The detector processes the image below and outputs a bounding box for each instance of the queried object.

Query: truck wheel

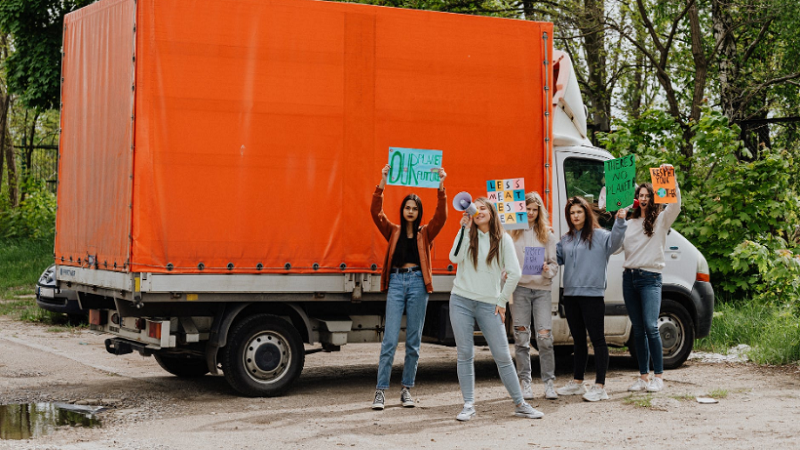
[153,354,209,378]
[627,299,695,370]
[221,314,304,397]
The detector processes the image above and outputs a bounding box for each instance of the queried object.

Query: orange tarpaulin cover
[57,0,553,276]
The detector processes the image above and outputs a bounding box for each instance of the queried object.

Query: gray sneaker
[521,380,534,400]
[400,387,415,407]
[646,377,664,392]
[456,403,476,421]
[371,389,385,410]
[544,380,558,400]
[556,380,586,396]
[582,385,609,402]
[514,402,544,419]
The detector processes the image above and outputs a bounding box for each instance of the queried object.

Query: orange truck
[56,0,713,396]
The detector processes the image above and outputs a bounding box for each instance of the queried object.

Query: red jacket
[371,187,448,293]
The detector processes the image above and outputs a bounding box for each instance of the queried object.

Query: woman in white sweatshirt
[619,164,682,393]
[508,192,559,400]
[448,197,543,422]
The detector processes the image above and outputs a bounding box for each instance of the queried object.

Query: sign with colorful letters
[604,154,636,211]
[649,166,677,204]
[486,178,526,230]
[522,246,545,275]
[387,147,443,189]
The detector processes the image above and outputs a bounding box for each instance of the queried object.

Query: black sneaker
[400,387,415,407]
[372,389,385,410]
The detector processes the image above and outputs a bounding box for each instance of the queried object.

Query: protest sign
[522,247,545,275]
[387,147,443,189]
[649,166,677,204]
[486,178,526,230]
[604,154,636,211]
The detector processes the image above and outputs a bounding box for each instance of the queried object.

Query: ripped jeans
[510,286,555,383]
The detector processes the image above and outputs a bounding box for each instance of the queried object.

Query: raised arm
[425,168,448,241]
[661,165,682,229]
[606,216,628,257]
[371,164,396,240]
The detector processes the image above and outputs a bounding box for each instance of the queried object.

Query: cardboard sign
[522,246,545,275]
[387,147,443,188]
[604,154,636,211]
[650,166,677,204]
[486,178,526,230]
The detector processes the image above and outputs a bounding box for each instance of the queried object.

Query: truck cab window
[563,158,614,230]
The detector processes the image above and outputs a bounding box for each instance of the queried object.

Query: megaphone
[453,191,478,217]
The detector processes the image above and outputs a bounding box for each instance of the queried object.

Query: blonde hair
[509,191,550,244]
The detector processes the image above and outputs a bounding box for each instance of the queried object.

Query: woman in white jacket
[448,197,543,422]
[508,192,559,400]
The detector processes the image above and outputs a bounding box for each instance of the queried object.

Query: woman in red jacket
[370,164,447,410]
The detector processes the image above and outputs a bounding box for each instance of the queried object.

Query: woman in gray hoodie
[555,196,626,402]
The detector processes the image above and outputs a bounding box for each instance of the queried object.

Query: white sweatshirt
[621,183,682,273]
[511,227,558,290]
[449,228,521,307]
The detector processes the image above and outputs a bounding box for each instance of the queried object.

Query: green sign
[604,154,636,211]
[387,147,443,189]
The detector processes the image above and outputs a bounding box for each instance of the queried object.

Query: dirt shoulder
[1,316,799,450]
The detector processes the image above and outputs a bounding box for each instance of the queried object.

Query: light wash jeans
[376,270,429,390]
[623,269,664,375]
[449,293,524,406]
[510,286,555,383]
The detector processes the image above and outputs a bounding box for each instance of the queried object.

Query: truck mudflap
[692,280,714,339]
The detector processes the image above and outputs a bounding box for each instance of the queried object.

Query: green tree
[0,0,94,110]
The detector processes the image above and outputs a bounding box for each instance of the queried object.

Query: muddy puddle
[0,403,101,440]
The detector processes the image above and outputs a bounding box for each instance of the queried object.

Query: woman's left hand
[438,167,447,189]
[495,305,506,323]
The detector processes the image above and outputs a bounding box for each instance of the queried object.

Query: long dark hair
[468,198,504,269]
[630,183,662,237]
[399,194,423,237]
[565,196,600,249]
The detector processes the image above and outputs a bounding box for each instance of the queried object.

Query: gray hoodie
[556,217,627,297]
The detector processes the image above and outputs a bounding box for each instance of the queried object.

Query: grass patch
[707,389,728,399]
[696,300,800,365]
[670,394,695,401]
[0,238,54,299]
[46,326,68,333]
[623,394,653,408]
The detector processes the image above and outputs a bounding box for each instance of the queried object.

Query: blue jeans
[623,269,664,375]
[376,270,429,390]
[449,293,524,406]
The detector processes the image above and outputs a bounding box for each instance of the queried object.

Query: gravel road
[1,316,799,450]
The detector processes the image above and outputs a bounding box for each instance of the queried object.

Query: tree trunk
[578,0,610,143]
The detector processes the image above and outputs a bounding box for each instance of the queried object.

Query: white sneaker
[646,377,665,392]
[456,403,476,421]
[514,402,544,419]
[521,380,534,400]
[628,378,648,392]
[544,380,558,400]
[582,385,609,402]
[556,380,586,396]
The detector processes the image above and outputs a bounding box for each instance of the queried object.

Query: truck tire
[153,354,210,378]
[627,299,695,370]
[221,314,304,397]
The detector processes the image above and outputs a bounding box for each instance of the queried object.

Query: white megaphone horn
[453,191,478,217]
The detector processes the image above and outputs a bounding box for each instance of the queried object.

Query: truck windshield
[563,158,614,230]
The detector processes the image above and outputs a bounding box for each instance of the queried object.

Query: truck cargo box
[56,0,554,276]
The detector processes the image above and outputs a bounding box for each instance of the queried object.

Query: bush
[0,178,57,240]
[598,108,800,298]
